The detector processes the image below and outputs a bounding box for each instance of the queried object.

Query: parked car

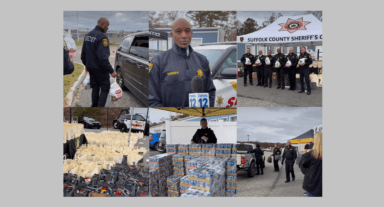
[157,130,166,153]
[118,114,149,135]
[237,143,265,177]
[149,133,161,150]
[79,117,101,129]
[114,31,149,106]
[194,42,237,107]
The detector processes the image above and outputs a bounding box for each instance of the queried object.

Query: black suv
[78,117,101,129]
[114,32,149,106]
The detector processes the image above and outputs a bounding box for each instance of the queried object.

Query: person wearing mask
[272,144,281,172]
[274,48,287,90]
[282,140,297,183]
[254,144,264,175]
[81,17,117,107]
[298,46,313,95]
[285,48,299,91]
[191,118,217,144]
[264,50,274,88]
[254,50,265,87]
[148,18,216,107]
[241,48,255,86]
[300,132,322,197]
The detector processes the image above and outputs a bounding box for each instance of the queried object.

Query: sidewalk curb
[65,63,86,107]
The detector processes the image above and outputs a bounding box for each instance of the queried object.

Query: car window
[156,134,160,138]
[121,114,131,120]
[238,145,253,151]
[218,51,237,74]
[193,49,226,70]
[129,35,149,60]
[120,36,134,53]
[135,115,145,121]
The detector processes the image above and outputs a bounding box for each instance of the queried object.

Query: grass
[75,41,119,46]
[63,63,84,98]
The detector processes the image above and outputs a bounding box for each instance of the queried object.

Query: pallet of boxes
[148,143,237,197]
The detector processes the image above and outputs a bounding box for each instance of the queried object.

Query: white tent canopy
[237,14,322,47]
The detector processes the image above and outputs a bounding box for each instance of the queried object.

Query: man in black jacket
[285,48,299,91]
[81,17,117,107]
[63,40,74,75]
[264,50,274,88]
[254,144,264,175]
[298,47,313,95]
[282,140,297,183]
[273,144,281,172]
[274,48,287,90]
[241,48,255,86]
[191,118,217,144]
[255,50,265,87]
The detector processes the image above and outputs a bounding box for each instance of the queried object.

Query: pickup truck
[237,143,265,177]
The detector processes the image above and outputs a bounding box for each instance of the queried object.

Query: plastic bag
[286,58,292,67]
[245,58,251,65]
[109,80,122,102]
[267,156,272,163]
[83,75,91,90]
[265,57,271,65]
[299,58,307,65]
[256,57,260,65]
[275,59,281,68]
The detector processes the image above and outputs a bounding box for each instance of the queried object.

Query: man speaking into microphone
[148,18,216,107]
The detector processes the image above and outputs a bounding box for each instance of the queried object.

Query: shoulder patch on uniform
[296,56,298,58]
[148,63,153,73]
[197,69,203,77]
[208,64,211,71]
[102,38,108,47]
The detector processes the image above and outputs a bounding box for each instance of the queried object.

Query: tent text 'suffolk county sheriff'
[154,107,236,117]
[237,14,322,47]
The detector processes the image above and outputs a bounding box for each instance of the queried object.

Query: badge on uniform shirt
[148,63,153,73]
[309,55,311,58]
[296,56,298,59]
[280,57,282,59]
[197,69,203,77]
[102,38,108,47]
[208,64,211,71]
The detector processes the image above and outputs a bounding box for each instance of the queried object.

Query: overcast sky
[237,107,322,143]
[63,11,148,31]
[148,108,180,123]
[237,11,308,25]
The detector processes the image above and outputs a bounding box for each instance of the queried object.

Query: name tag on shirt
[189,93,209,107]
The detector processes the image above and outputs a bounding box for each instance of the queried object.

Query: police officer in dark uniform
[298,47,313,95]
[148,18,216,107]
[254,144,264,175]
[282,140,297,183]
[285,48,299,91]
[81,17,117,107]
[63,40,74,75]
[191,118,217,144]
[264,50,273,88]
[272,144,281,172]
[255,50,265,87]
[241,48,255,86]
[273,48,287,90]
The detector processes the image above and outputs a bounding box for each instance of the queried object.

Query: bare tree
[305,11,322,21]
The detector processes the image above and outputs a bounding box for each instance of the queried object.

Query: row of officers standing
[241,47,313,95]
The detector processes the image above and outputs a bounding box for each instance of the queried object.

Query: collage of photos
[63,10,322,197]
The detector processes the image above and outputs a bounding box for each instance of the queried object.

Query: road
[150,148,165,157]
[237,75,322,107]
[84,127,149,171]
[237,152,306,197]
[72,46,145,108]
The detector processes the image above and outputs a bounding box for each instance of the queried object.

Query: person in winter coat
[300,132,322,197]
[254,144,264,175]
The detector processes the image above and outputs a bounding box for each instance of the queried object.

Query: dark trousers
[300,68,311,92]
[243,66,253,84]
[288,68,296,90]
[264,68,272,87]
[256,160,263,174]
[257,67,264,85]
[276,68,285,88]
[273,157,279,171]
[285,160,295,181]
[89,72,110,107]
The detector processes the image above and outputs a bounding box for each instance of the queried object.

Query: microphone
[191,76,204,93]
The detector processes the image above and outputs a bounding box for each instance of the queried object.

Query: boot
[277,85,281,89]
[307,91,311,95]
[250,82,254,86]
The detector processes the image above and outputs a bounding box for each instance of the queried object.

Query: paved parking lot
[237,152,306,197]
[237,76,322,107]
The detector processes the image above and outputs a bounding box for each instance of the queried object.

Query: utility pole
[76,11,79,41]
[247,135,249,142]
